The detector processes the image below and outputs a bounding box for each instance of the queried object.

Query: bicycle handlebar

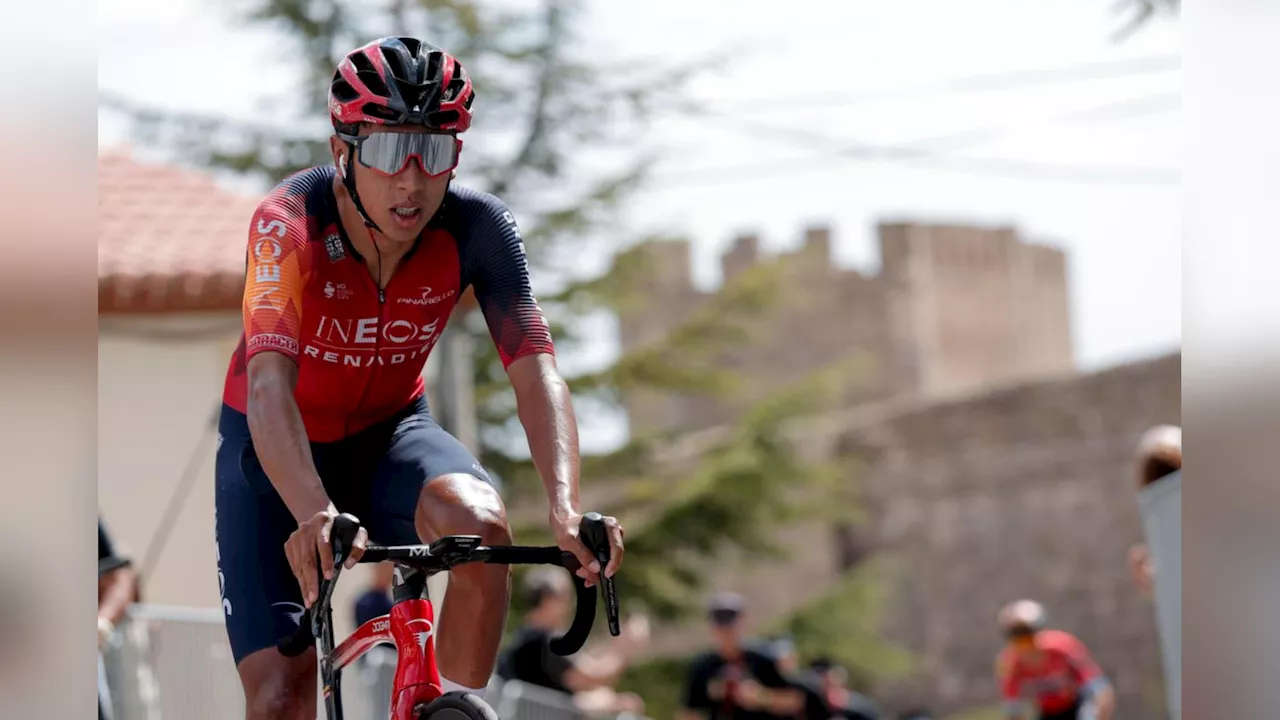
[277,513,619,659]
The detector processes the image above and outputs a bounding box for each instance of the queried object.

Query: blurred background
[96,1,1181,719]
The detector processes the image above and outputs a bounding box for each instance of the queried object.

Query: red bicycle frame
[332,595,441,720]
[278,517,618,720]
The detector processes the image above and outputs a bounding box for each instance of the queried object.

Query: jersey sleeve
[242,194,312,364]
[455,191,554,368]
[1056,632,1103,685]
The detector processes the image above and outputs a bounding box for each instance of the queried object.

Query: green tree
[102,0,871,624]
[768,561,913,690]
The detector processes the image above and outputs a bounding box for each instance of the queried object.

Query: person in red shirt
[994,600,1116,720]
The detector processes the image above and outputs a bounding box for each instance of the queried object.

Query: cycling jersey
[221,166,553,441]
[996,630,1105,717]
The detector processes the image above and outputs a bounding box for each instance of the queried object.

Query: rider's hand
[550,508,624,587]
[285,509,368,608]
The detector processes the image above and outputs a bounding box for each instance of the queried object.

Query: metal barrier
[490,679,588,720]
[101,604,646,720]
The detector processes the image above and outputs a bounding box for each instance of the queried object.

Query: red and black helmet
[329,37,474,134]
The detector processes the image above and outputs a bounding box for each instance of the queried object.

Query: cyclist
[994,600,1115,720]
[214,36,625,720]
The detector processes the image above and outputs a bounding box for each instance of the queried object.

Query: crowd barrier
[101,605,647,720]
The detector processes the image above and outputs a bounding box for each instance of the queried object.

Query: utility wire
[851,90,1181,154]
[139,406,221,578]
[642,91,1181,188]
[704,53,1180,113]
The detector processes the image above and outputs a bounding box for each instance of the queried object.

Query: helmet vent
[427,109,460,127]
[380,46,411,82]
[331,74,360,103]
[361,103,403,123]
[442,76,465,103]
[349,53,389,97]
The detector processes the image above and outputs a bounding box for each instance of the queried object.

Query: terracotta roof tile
[98,151,480,315]
[99,151,259,314]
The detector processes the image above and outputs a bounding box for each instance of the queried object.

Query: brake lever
[579,512,620,637]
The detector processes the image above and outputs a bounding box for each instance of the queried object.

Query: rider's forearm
[513,359,580,515]
[247,370,332,522]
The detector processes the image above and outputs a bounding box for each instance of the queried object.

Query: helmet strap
[340,140,384,235]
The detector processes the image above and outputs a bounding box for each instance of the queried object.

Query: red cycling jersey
[222,166,553,441]
[996,630,1104,716]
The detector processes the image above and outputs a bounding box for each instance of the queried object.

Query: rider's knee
[419,473,511,545]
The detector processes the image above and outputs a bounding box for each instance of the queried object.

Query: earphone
[338,154,347,177]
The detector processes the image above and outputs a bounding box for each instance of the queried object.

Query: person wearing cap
[799,658,880,720]
[98,516,140,720]
[994,600,1115,720]
[679,593,804,720]
[495,567,648,713]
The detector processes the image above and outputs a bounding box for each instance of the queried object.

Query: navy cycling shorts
[213,395,493,664]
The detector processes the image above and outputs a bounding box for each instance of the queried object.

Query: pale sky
[99,0,1181,421]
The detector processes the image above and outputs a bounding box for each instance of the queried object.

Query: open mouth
[390,205,422,227]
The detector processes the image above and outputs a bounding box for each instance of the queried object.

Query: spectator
[801,658,880,720]
[353,561,396,627]
[678,592,804,720]
[1127,424,1181,596]
[496,567,647,715]
[98,516,139,720]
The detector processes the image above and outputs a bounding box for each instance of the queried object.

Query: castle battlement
[617,220,1075,435]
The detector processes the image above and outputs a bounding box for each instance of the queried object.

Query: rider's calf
[414,472,513,689]
[240,650,316,720]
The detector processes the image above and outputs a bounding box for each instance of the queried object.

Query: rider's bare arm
[508,354,580,518]
[462,189,627,579]
[461,192,571,513]
[246,353,333,521]
[241,204,333,523]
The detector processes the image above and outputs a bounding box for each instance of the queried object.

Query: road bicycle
[277,512,620,720]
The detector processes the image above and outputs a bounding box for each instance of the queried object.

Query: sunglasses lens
[358,132,459,176]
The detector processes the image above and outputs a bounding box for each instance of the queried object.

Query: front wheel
[414,691,500,720]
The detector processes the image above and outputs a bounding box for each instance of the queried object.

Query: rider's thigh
[363,398,503,545]
[215,404,314,665]
[236,646,317,720]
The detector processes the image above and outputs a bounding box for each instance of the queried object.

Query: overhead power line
[642,90,1180,188]
[704,53,1181,113]
[645,149,1178,190]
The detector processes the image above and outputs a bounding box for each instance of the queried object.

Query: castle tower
[878,222,1074,398]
